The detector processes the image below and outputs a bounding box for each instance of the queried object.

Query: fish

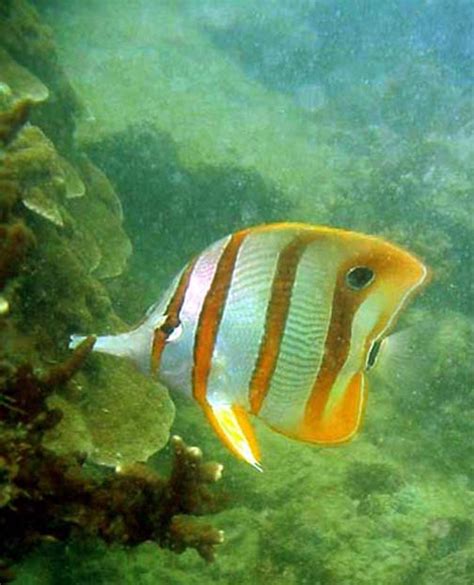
[70,222,429,470]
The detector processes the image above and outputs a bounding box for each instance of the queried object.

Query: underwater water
[0,0,473,583]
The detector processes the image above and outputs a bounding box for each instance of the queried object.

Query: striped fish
[70,222,429,470]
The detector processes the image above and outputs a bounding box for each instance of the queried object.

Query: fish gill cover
[1,0,473,584]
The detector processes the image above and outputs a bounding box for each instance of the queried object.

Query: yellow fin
[203,403,262,471]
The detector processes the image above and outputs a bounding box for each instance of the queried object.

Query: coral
[66,156,131,279]
[0,98,31,146]
[0,104,131,277]
[93,435,225,561]
[0,100,36,292]
[44,354,176,468]
[0,99,171,469]
[0,47,49,107]
[0,177,19,222]
[60,155,85,199]
[0,0,83,153]
[2,124,74,227]
[0,221,35,291]
[0,341,225,582]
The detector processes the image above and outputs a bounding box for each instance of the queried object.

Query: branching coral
[90,436,225,561]
[0,53,224,585]
[0,339,225,582]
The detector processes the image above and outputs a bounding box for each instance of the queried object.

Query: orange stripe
[150,260,196,375]
[306,371,366,444]
[248,235,314,414]
[300,257,374,438]
[192,231,249,404]
[150,329,168,376]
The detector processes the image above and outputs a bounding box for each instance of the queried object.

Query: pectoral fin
[203,403,262,471]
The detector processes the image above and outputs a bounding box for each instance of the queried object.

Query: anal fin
[203,403,262,471]
[299,371,367,444]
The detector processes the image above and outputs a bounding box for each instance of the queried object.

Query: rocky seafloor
[1,1,473,584]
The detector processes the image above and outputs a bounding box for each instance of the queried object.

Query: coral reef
[0,221,34,291]
[0,54,157,470]
[0,9,226,582]
[0,341,225,582]
[0,99,32,146]
[1,111,131,274]
[0,98,36,311]
[0,0,83,152]
[0,47,49,107]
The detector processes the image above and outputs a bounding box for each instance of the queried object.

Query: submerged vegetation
[0,0,473,583]
[0,2,225,581]
[0,334,225,580]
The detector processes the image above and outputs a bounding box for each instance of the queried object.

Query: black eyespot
[160,321,176,337]
[345,266,375,290]
[161,318,180,337]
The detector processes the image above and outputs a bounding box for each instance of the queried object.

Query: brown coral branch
[169,515,225,562]
[41,335,96,386]
[0,347,226,581]
[0,335,94,425]
[88,435,226,559]
[165,435,224,518]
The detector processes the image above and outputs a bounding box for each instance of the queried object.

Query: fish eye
[345,266,375,290]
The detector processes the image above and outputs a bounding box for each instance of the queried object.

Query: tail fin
[69,325,152,373]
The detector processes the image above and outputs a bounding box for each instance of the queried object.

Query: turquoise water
[1,1,473,583]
